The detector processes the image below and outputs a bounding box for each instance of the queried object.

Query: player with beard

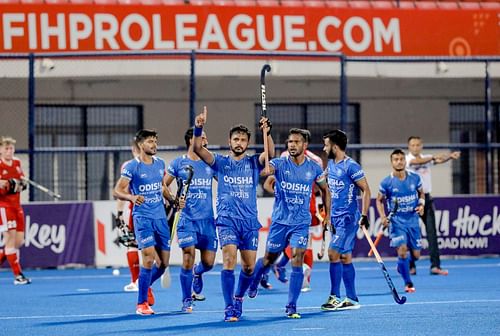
[113,129,182,315]
[247,128,331,318]
[376,149,424,293]
[321,130,371,311]
[165,127,217,312]
[193,107,274,322]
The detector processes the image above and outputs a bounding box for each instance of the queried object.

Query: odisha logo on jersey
[138,182,162,192]
[190,178,212,186]
[280,181,310,192]
[329,179,345,188]
[223,176,253,185]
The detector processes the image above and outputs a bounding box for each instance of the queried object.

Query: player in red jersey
[116,142,141,292]
[0,136,31,285]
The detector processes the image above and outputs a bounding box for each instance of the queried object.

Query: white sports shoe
[124,280,138,292]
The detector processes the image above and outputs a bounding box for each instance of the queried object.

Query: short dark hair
[289,128,310,143]
[229,124,251,140]
[407,136,421,143]
[134,129,158,144]
[391,148,406,159]
[323,129,347,151]
[184,127,194,149]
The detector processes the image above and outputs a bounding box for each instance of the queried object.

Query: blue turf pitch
[1,257,499,336]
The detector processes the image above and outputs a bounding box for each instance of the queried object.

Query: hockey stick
[368,200,399,257]
[361,225,407,304]
[22,177,61,199]
[260,64,271,174]
[170,165,194,240]
[315,212,327,259]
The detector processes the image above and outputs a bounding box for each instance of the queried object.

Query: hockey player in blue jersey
[113,129,183,316]
[248,128,331,319]
[166,127,217,312]
[193,107,275,322]
[376,148,425,293]
[321,129,371,311]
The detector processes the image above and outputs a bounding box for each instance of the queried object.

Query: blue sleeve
[167,157,179,178]
[348,161,365,183]
[211,153,222,172]
[415,173,423,190]
[253,154,264,171]
[270,157,280,171]
[121,160,136,180]
[314,162,326,183]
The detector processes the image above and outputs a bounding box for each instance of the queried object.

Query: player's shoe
[14,273,31,285]
[182,298,194,313]
[147,287,155,306]
[192,268,203,294]
[224,305,238,322]
[192,293,206,301]
[233,296,243,318]
[259,273,273,289]
[273,265,288,283]
[405,282,416,293]
[430,267,448,276]
[247,283,258,299]
[301,282,311,292]
[123,280,138,292]
[136,302,154,315]
[335,297,361,310]
[285,304,301,319]
[410,267,417,275]
[321,295,341,311]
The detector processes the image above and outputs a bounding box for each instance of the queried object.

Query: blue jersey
[327,156,365,218]
[211,153,263,220]
[379,170,422,227]
[271,156,325,225]
[167,155,216,221]
[121,156,167,220]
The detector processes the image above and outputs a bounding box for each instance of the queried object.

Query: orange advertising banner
[0,5,498,56]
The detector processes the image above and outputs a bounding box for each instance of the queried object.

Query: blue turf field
[1,258,499,336]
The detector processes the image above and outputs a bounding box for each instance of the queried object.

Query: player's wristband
[194,126,203,137]
[419,198,425,206]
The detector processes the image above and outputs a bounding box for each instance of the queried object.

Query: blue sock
[329,262,342,297]
[180,268,193,301]
[194,262,213,276]
[149,264,166,286]
[250,258,270,290]
[138,267,152,304]
[288,266,304,306]
[276,254,289,268]
[342,263,358,301]
[221,269,235,307]
[235,270,254,298]
[398,257,412,284]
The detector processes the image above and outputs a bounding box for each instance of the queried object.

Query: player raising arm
[247,128,331,318]
[193,106,274,322]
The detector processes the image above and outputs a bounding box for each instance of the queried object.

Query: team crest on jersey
[393,188,399,192]
[205,167,212,174]
[140,173,147,178]
[2,170,7,175]
[410,184,415,190]
[284,170,291,175]
[305,171,312,180]
[336,168,343,176]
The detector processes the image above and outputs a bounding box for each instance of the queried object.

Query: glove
[115,211,126,230]
[259,119,272,133]
[7,179,21,194]
[359,215,369,229]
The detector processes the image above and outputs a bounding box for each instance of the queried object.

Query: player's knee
[241,265,254,274]
[340,254,352,264]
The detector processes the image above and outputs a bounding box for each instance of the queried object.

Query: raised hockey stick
[361,225,407,304]
[368,200,399,257]
[22,177,61,199]
[170,165,194,240]
[260,64,271,174]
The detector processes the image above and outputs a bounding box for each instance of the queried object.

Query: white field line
[1,299,499,321]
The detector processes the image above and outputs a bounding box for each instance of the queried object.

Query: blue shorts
[329,214,359,254]
[134,216,171,251]
[216,216,260,250]
[390,223,422,250]
[266,222,309,253]
[177,217,218,251]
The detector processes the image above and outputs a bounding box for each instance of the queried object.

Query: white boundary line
[1,299,499,321]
